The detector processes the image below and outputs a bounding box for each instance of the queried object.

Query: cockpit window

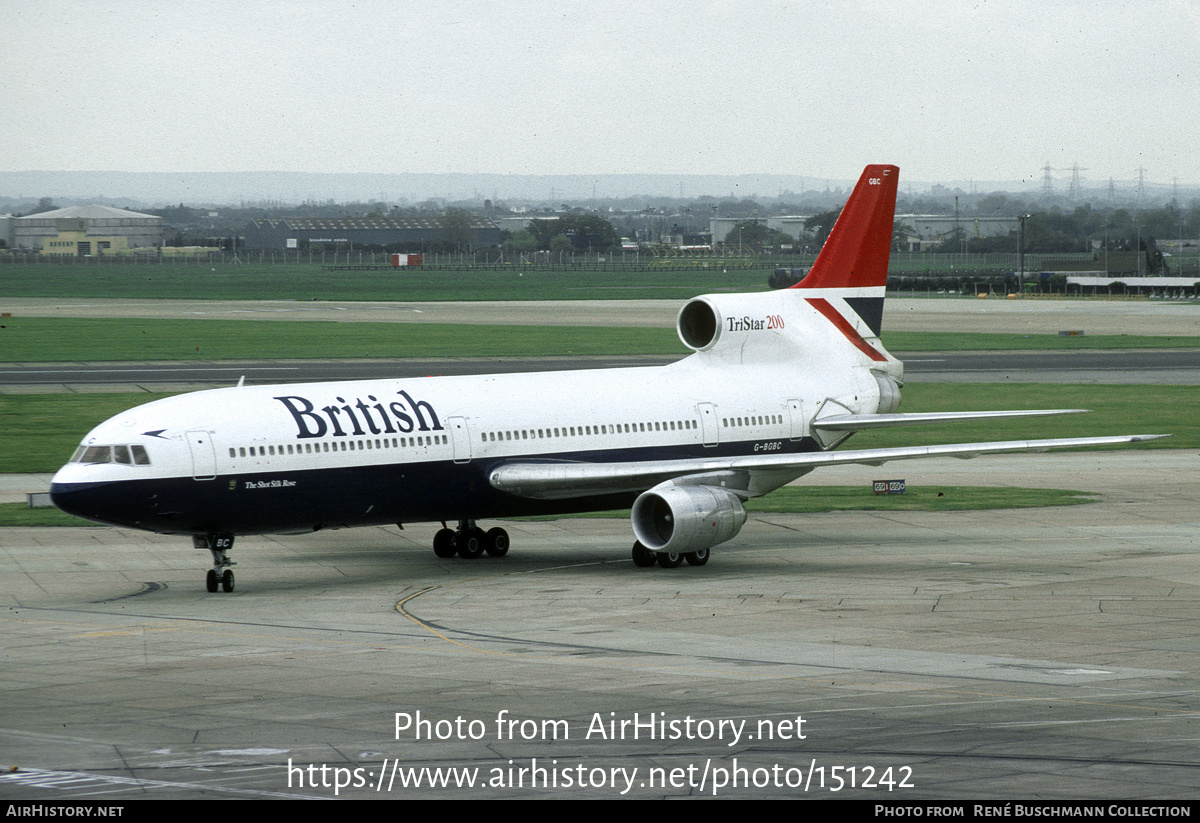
[73,445,151,466]
[80,446,112,464]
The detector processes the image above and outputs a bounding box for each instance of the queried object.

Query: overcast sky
[4,0,1198,188]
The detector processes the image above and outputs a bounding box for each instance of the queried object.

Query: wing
[488,434,1169,500]
[810,408,1090,432]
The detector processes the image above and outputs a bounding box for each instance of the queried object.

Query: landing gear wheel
[657,551,684,568]
[685,549,710,566]
[457,528,485,559]
[632,542,657,567]
[198,533,236,592]
[485,527,510,557]
[433,528,457,558]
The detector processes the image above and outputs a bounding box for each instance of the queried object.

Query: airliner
[50,165,1164,592]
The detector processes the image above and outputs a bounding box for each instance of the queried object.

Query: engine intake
[677,298,720,351]
[631,484,747,553]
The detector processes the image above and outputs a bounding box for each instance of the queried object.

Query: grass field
[0,317,684,361]
[0,262,775,302]
[2,317,1197,362]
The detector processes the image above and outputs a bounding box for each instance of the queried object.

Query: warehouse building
[242,215,501,251]
[13,205,164,254]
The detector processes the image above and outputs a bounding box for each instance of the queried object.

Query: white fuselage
[50,289,899,537]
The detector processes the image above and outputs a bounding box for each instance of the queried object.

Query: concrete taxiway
[2,296,1198,799]
[2,451,1199,800]
[5,294,1200,336]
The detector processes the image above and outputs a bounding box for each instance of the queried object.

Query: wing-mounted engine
[631,482,747,554]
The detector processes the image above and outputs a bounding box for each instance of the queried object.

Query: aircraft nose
[50,479,106,523]
[50,468,148,528]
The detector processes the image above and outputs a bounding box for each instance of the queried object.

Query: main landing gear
[631,541,710,569]
[433,519,509,560]
[195,533,236,592]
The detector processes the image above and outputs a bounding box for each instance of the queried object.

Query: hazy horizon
[3,169,1194,212]
[4,1,1198,191]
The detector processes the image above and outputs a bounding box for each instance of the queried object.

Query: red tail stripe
[805,298,888,362]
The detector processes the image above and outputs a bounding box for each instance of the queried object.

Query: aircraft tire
[206,569,218,592]
[631,542,656,567]
[485,527,510,557]
[657,551,684,568]
[685,549,710,566]
[457,530,485,559]
[433,528,457,558]
[222,569,235,592]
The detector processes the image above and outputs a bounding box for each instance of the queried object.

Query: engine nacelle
[676,293,788,353]
[631,484,747,554]
[874,372,902,414]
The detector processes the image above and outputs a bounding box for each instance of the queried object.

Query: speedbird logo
[274,390,443,438]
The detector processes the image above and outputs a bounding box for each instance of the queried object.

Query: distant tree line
[925,203,1200,258]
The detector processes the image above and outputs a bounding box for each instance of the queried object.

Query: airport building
[12,205,164,254]
[242,215,502,251]
[897,215,1018,250]
[709,216,816,246]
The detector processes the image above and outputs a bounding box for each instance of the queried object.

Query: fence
[0,249,736,267]
[2,249,1196,279]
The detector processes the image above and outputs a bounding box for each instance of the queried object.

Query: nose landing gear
[195,533,236,592]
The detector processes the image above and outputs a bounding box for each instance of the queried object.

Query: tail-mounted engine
[631,483,747,554]
[874,372,902,414]
[676,293,790,354]
[677,297,722,351]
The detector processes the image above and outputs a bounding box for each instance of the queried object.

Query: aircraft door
[786,399,806,440]
[697,403,719,447]
[185,430,217,480]
[447,417,472,464]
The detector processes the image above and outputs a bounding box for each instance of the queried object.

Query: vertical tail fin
[792,164,897,355]
[787,165,902,371]
[790,165,898,338]
[793,164,899,291]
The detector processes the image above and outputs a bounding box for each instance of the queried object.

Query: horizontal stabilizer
[812,409,1089,432]
[489,434,1170,500]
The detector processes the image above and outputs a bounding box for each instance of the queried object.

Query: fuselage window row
[479,419,700,445]
[722,414,782,428]
[226,434,448,460]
